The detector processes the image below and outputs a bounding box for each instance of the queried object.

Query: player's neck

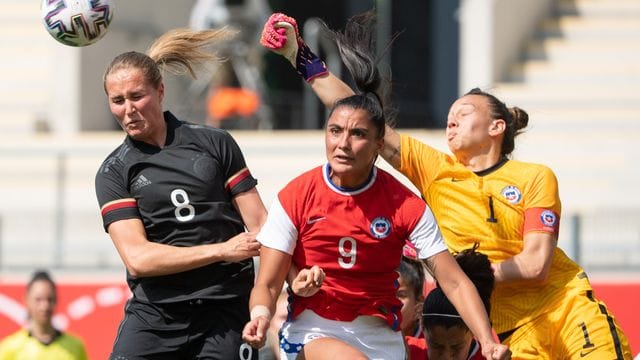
[456,149,502,173]
[148,121,168,148]
[29,321,57,343]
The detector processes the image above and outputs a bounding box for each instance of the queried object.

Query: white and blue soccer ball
[41,0,115,47]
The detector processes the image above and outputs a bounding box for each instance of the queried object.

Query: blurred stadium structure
[0,0,639,277]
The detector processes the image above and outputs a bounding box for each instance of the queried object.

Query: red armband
[523,208,559,234]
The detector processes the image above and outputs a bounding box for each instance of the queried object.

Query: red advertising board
[1,280,638,358]
[0,282,130,360]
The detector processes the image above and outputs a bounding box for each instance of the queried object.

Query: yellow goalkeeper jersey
[399,135,592,333]
[0,329,87,360]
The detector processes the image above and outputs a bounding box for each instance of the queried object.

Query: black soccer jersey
[95,111,258,303]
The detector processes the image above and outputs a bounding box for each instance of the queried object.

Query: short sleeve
[256,198,298,255]
[95,155,140,231]
[408,205,448,260]
[523,165,561,235]
[525,165,560,213]
[213,129,258,196]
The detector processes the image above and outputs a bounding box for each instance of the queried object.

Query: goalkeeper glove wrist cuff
[296,43,328,82]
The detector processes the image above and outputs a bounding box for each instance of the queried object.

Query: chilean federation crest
[501,185,522,204]
[540,210,558,227]
[370,217,392,239]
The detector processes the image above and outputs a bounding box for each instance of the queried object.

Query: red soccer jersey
[258,164,446,329]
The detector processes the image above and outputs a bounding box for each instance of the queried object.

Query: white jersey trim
[257,198,298,255]
[322,163,377,196]
[409,206,448,259]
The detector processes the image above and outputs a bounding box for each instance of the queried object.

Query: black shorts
[109,296,257,360]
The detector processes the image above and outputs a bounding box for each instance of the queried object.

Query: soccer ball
[41,0,115,47]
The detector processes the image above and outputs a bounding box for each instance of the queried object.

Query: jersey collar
[474,156,509,177]
[322,163,377,196]
[126,111,181,153]
[28,329,62,346]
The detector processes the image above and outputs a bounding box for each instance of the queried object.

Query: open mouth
[126,119,142,127]
[334,155,353,163]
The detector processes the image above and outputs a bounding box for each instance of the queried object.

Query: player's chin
[125,128,147,140]
[446,139,462,152]
[328,161,354,175]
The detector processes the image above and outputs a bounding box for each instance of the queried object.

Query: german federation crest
[370,217,391,239]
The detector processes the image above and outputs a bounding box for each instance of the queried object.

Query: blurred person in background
[189,0,270,36]
[190,0,272,130]
[95,27,266,359]
[242,12,509,360]
[264,10,633,359]
[0,270,87,360]
[398,244,427,340]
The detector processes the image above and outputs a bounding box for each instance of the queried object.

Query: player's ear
[489,119,505,136]
[158,82,165,102]
[413,302,422,320]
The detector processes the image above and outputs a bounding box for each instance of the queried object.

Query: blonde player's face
[445,95,496,157]
[325,106,383,188]
[105,68,165,144]
[26,280,56,327]
[425,325,474,360]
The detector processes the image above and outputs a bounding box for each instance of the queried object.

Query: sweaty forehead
[328,107,373,126]
[449,95,488,115]
[426,325,472,347]
[108,67,144,83]
[106,70,150,96]
[459,94,488,107]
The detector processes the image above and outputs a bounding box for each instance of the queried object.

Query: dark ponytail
[321,11,393,139]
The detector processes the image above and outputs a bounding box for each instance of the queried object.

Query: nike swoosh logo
[580,347,595,357]
[306,216,326,224]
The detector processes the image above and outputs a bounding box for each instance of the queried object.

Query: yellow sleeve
[399,134,448,196]
[525,164,561,214]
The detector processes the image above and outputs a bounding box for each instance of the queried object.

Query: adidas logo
[131,175,152,191]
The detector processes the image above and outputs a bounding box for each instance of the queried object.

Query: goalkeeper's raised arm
[260,13,354,107]
[260,12,403,167]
